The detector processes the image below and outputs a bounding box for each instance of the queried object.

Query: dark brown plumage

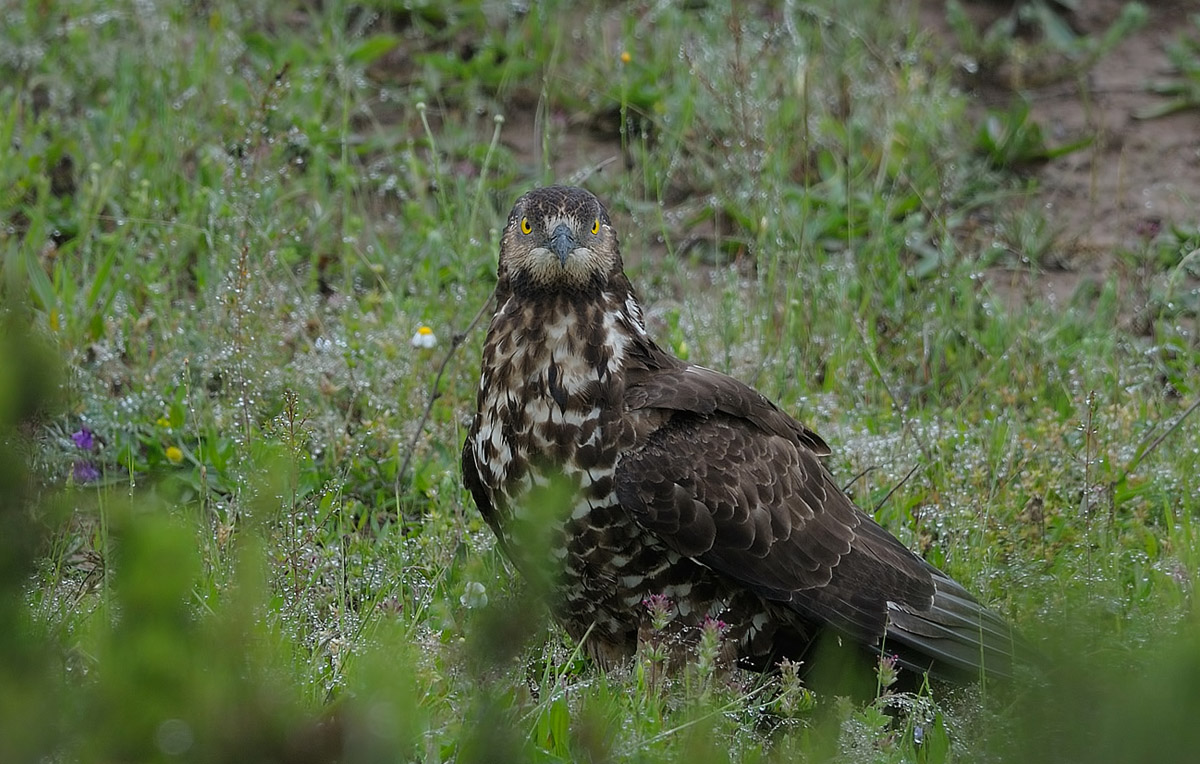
[463,186,1021,683]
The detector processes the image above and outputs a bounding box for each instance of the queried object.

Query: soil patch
[920,0,1199,309]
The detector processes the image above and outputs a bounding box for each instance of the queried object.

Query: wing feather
[618,361,1021,679]
[462,440,506,549]
[623,362,832,456]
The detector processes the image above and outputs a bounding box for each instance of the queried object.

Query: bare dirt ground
[921,0,1199,307]
[1026,1,1198,248]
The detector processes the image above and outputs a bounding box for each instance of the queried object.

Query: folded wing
[617,363,1018,679]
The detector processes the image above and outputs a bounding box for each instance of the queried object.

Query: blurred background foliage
[2,0,1200,761]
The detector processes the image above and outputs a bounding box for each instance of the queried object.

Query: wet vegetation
[2,0,1199,761]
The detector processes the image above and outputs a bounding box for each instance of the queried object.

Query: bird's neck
[488,287,645,394]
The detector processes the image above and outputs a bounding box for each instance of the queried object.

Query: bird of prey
[462,186,1020,683]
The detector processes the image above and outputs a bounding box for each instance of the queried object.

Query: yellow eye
[591,218,600,235]
[520,217,532,235]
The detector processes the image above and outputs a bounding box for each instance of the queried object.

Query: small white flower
[460,581,488,609]
[411,325,437,348]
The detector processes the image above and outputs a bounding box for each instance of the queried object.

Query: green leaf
[1033,2,1078,51]
[1040,133,1094,160]
[536,696,571,757]
[1135,97,1194,121]
[242,31,277,62]
[85,247,117,312]
[917,712,951,764]
[24,252,57,315]
[348,35,400,66]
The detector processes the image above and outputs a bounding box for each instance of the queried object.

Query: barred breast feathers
[471,288,643,509]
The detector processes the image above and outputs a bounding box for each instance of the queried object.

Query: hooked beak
[548,223,577,266]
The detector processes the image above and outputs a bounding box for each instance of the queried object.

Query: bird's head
[497,186,623,296]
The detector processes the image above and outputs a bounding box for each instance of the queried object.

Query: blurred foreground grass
[3,0,1200,761]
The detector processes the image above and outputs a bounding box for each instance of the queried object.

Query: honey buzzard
[462,186,1019,682]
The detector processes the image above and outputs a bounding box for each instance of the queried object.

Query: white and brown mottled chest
[467,294,657,601]
[469,294,637,526]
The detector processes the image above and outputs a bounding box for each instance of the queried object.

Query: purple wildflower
[643,593,671,611]
[71,427,95,451]
[73,461,100,483]
[876,652,900,689]
[643,593,674,630]
[1135,217,1162,240]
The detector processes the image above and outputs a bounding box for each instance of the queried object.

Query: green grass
[2,0,1199,761]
